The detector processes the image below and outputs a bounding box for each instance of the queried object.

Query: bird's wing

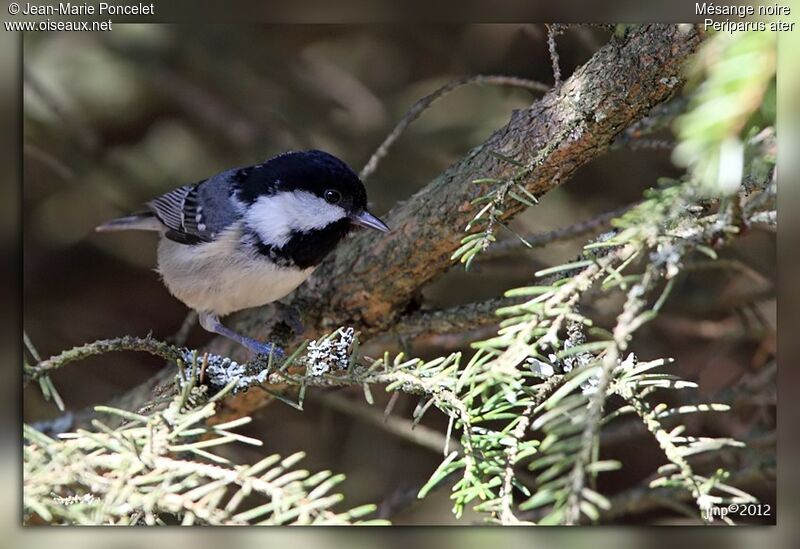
[147,171,242,245]
[146,184,209,244]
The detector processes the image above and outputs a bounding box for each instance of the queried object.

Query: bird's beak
[350,210,390,233]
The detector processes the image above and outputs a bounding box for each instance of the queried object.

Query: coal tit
[96,150,389,355]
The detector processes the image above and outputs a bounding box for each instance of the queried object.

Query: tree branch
[75,24,704,425]
[286,24,702,337]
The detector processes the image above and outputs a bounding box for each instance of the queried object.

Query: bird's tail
[95,213,162,232]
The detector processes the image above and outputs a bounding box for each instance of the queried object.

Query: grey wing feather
[147,169,241,244]
[96,169,243,244]
[147,185,186,228]
[147,171,242,244]
[147,184,205,238]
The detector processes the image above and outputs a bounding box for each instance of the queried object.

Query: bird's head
[234,150,389,259]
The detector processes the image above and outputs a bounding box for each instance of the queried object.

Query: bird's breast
[156,225,314,316]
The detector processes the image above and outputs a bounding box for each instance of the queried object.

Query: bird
[96,149,390,356]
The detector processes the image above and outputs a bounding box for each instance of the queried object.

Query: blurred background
[22,24,775,524]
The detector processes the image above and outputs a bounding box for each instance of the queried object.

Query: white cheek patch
[245,190,347,248]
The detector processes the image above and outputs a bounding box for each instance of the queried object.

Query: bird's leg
[198,311,285,358]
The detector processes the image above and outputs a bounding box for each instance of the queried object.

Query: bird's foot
[199,311,285,359]
[241,337,285,359]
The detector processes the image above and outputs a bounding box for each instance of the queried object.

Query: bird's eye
[324,189,342,204]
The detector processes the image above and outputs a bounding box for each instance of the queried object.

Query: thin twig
[499,376,563,524]
[611,96,687,154]
[622,138,675,151]
[391,297,512,340]
[25,335,184,385]
[359,74,549,180]
[546,24,565,86]
[26,333,467,416]
[481,202,636,259]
